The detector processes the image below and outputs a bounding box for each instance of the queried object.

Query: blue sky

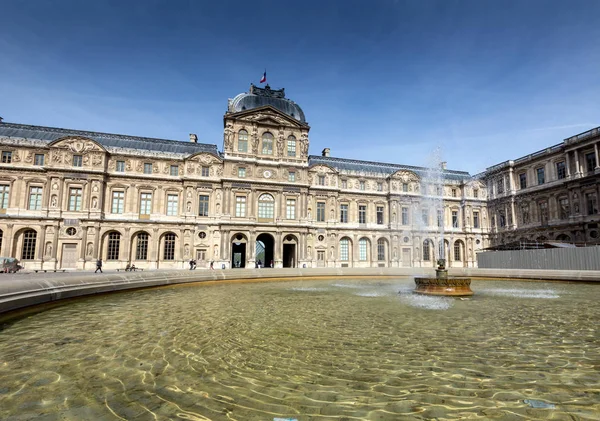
[1,0,599,174]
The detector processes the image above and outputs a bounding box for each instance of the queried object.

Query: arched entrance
[231,233,247,268]
[256,233,274,268]
[282,235,298,268]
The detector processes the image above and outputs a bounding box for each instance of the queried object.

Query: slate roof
[309,155,472,181]
[0,122,219,156]
[228,84,306,123]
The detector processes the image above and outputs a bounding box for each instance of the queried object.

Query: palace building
[0,84,596,270]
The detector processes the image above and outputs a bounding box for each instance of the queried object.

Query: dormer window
[73,155,83,167]
[262,132,273,155]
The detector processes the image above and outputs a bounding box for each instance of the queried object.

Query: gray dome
[228,84,306,123]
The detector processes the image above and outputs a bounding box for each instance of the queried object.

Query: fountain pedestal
[414,259,473,296]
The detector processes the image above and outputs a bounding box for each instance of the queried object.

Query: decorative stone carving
[92,197,98,209]
[86,242,94,257]
[25,152,33,163]
[51,195,57,208]
[251,124,259,154]
[277,128,285,156]
[224,122,234,150]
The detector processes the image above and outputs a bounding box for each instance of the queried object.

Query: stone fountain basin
[414,276,474,296]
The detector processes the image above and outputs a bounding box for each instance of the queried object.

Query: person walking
[189,259,194,270]
[210,260,214,270]
[95,258,103,273]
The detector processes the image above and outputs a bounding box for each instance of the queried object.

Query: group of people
[254,260,274,268]
[189,259,215,270]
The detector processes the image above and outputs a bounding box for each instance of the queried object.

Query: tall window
[112,191,124,214]
[34,154,45,166]
[139,193,152,215]
[136,233,148,260]
[473,211,480,228]
[170,165,179,176]
[537,167,545,185]
[1,151,12,163]
[144,163,153,174]
[201,166,210,177]
[287,135,296,157]
[238,130,248,152]
[21,230,37,260]
[376,206,384,224]
[166,194,179,216]
[539,201,549,225]
[452,188,458,197]
[163,233,176,260]
[340,238,349,261]
[107,232,120,260]
[402,183,408,192]
[359,238,368,261]
[585,152,596,173]
[262,132,274,155]
[423,240,431,261]
[0,185,9,209]
[499,210,506,227]
[452,210,459,228]
[317,202,326,222]
[238,167,246,178]
[377,238,385,261]
[116,161,125,172]
[587,193,598,215]
[359,181,365,191]
[359,205,367,223]
[29,186,43,210]
[559,197,569,219]
[342,180,347,189]
[318,175,325,185]
[198,195,210,216]
[73,155,83,167]
[68,188,82,211]
[519,173,527,189]
[556,161,566,179]
[421,208,429,225]
[496,180,503,194]
[454,242,461,261]
[258,194,274,221]
[473,189,479,198]
[402,207,409,225]
[340,204,348,223]
[286,198,296,219]
[235,196,246,217]
[437,209,443,227]
[377,182,383,191]
[288,171,296,182]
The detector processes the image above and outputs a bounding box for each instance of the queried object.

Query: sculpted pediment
[236,109,302,128]
[187,152,222,165]
[50,136,105,153]
[309,164,337,174]
[390,170,420,182]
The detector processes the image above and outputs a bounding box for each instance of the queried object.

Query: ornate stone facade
[0,85,495,270]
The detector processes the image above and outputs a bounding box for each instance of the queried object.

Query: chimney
[440,161,447,170]
[189,133,198,143]
[322,148,330,157]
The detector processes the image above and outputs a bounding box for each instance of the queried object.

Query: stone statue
[51,195,57,208]
[45,242,52,257]
[224,122,234,150]
[92,197,98,209]
[184,244,190,257]
[86,243,94,256]
[187,202,192,212]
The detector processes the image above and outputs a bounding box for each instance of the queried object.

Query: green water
[0,278,599,420]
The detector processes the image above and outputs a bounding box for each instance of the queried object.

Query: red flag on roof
[260,71,267,84]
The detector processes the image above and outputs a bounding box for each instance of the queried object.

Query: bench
[34,269,67,273]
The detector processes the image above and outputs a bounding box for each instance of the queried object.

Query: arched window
[135,232,148,260]
[287,135,296,157]
[262,132,273,155]
[238,130,248,152]
[164,233,176,260]
[258,194,275,222]
[359,238,369,261]
[423,239,431,261]
[340,238,349,261]
[453,241,462,261]
[377,238,386,261]
[107,232,121,260]
[21,229,37,260]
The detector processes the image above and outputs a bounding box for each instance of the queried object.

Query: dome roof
[228,84,306,123]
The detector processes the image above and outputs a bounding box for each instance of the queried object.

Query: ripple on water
[482,288,560,299]
[289,287,329,292]
[398,293,453,310]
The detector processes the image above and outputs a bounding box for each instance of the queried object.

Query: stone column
[565,152,571,177]
[574,149,581,177]
[595,142,600,170]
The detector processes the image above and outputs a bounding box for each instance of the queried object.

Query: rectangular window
[377,241,385,261]
[359,241,367,261]
[402,183,408,192]
[559,197,569,219]
[29,186,43,210]
[287,138,296,157]
[238,131,248,152]
[166,194,179,216]
[421,208,429,225]
[144,163,153,174]
[318,175,325,186]
[377,182,383,191]
[34,154,45,166]
[68,188,82,211]
[342,180,347,189]
[537,167,545,185]
[437,210,443,227]
[1,151,12,163]
[139,193,152,215]
[452,188,457,197]
[473,211,480,228]
[317,202,326,222]
[197,249,207,261]
[499,210,506,227]
[116,160,125,172]
[497,179,504,194]
[286,198,296,219]
[0,185,9,209]
[317,250,325,262]
[238,167,246,178]
[556,161,566,179]
[288,171,295,182]
[340,204,348,223]
[376,206,384,224]
[73,155,83,167]
[473,189,478,198]
[235,196,246,217]
[539,201,548,225]
[452,210,459,228]
[359,181,365,191]
[170,165,179,176]
[519,173,527,189]
[112,191,124,214]
[340,240,349,261]
[359,205,367,224]
[401,207,409,225]
[587,193,598,215]
[198,195,209,216]
[202,166,210,177]
[454,243,461,261]
[585,152,596,173]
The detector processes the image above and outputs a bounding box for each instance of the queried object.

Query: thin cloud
[528,123,594,132]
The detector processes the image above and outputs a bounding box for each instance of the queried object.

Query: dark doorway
[256,233,274,268]
[283,244,296,268]
[231,233,247,268]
